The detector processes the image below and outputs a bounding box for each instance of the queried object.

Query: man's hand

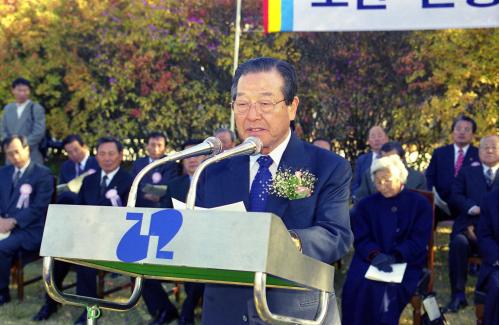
[144,193,160,203]
[288,230,302,252]
[468,206,480,215]
[0,217,16,233]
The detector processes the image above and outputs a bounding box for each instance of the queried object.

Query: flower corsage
[269,168,317,200]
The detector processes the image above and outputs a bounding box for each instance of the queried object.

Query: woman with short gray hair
[342,154,433,325]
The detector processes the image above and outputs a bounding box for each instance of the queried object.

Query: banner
[263,0,499,32]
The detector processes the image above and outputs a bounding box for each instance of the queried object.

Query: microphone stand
[127,137,222,208]
[185,137,262,210]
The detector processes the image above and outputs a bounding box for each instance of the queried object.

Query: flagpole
[230,0,242,132]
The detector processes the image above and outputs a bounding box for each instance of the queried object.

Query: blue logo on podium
[116,209,183,262]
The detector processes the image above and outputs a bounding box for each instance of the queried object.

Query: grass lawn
[0,226,477,324]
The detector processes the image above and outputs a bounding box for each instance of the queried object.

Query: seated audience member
[312,137,332,151]
[73,137,133,325]
[425,115,479,223]
[445,135,499,313]
[142,139,206,325]
[354,141,427,203]
[351,126,389,197]
[342,155,433,325]
[476,189,499,325]
[214,127,236,150]
[131,132,179,208]
[33,134,98,320]
[57,134,99,204]
[0,135,53,305]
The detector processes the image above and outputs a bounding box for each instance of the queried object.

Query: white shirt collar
[78,153,90,169]
[16,100,30,118]
[483,164,498,176]
[249,130,292,190]
[101,167,120,185]
[454,144,470,154]
[15,160,31,178]
[250,129,291,172]
[16,100,30,108]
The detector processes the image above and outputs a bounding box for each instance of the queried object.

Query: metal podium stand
[40,205,336,324]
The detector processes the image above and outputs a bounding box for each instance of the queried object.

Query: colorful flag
[263,0,294,33]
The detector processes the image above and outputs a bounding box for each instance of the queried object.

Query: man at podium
[196,57,353,324]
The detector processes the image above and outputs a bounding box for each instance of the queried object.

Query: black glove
[371,253,395,272]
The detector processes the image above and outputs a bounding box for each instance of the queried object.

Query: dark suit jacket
[0,162,53,247]
[476,189,499,290]
[354,166,427,203]
[352,151,373,195]
[59,156,99,184]
[449,164,499,236]
[425,144,479,202]
[131,156,179,208]
[78,167,133,206]
[197,132,352,324]
[160,174,190,209]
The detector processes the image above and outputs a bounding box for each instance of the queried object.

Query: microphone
[126,137,223,207]
[185,136,263,209]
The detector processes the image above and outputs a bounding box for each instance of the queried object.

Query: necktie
[13,170,21,188]
[100,175,108,197]
[75,163,83,177]
[249,156,273,212]
[454,148,464,177]
[486,168,494,186]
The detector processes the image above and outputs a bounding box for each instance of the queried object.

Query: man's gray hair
[479,135,499,147]
[370,155,408,184]
[214,127,236,142]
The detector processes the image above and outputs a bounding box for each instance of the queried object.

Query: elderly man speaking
[195,57,353,324]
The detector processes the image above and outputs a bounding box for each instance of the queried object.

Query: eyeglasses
[231,99,286,115]
[374,177,396,186]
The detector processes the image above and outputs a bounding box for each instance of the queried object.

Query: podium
[40,204,336,324]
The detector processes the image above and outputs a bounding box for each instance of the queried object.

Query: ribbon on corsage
[152,172,162,184]
[16,184,33,209]
[105,188,122,207]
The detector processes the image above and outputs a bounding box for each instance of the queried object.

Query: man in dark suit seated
[354,141,427,203]
[57,134,99,204]
[32,134,99,320]
[142,139,206,325]
[72,137,133,325]
[0,135,53,305]
[476,188,499,325]
[444,135,499,313]
[351,126,389,200]
[426,115,480,223]
[196,57,353,324]
[131,132,179,208]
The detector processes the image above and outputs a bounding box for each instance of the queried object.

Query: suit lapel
[8,162,34,209]
[16,102,32,130]
[472,166,488,192]
[446,145,455,171]
[266,133,309,218]
[227,156,250,209]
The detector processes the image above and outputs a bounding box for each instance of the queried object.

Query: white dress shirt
[101,167,120,187]
[249,130,292,190]
[16,100,30,119]
[14,160,31,180]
